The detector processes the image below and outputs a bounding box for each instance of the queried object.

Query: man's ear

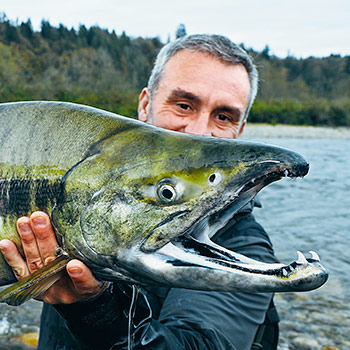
[238,120,246,137]
[138,88,151,122]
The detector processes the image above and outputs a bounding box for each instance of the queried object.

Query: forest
[1,14,349,126]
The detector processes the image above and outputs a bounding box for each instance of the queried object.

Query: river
[0,132,349,349]
[249,136,350,350]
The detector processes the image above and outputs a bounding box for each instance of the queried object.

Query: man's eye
[177,103,191,110]
[217,114,232,122]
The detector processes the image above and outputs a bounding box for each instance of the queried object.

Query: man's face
[138,50,251,139]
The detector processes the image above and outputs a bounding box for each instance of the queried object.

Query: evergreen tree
[20,19,34,40]
[175,24,187,39]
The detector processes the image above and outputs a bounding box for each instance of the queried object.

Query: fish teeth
[284,170,289,177]
[309,251,320,261]
[290,265,297,273]
[296,251,308,264]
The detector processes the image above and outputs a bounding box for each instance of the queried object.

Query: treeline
[0,14,349,126]
[0,13,163,117]
[250,47,350,126]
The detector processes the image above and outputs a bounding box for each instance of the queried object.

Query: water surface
[250,137,350,349]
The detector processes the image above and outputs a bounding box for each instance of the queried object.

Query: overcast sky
[1,0,349,58]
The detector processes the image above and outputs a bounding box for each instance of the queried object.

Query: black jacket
[38,208,278,350]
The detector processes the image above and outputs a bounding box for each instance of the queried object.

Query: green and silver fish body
[0,101,328,305]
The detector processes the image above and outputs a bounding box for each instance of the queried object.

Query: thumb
[67,260,107,299]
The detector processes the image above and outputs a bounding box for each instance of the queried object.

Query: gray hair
[147,34,259,121]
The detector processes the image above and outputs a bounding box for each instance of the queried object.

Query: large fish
[0,101,328,305]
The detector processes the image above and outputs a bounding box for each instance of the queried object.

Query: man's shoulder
[213,210,268,244]
[212,199,276,263]
[214,198,265,239]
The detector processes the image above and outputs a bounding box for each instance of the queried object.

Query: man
[0,34,279,349]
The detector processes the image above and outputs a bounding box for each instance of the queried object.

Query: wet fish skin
[0,101,328,302]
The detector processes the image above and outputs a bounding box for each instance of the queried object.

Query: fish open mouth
[138,160,328,293]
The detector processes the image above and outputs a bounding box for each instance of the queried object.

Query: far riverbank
[243,124,350,139]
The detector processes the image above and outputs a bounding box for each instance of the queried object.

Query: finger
[35,261,107,304]
[67,260,107,298]
[17,217,43,273]
[0,239,30,280]
[29,211,59,264]
[36,274,77,304]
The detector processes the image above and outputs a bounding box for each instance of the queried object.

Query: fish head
[53,125,328,293]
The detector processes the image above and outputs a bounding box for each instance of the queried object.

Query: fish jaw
[117,241,328,293]
[89,229,328,293]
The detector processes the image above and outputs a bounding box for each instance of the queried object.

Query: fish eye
[208,172,222,186]
[157,184,177,203]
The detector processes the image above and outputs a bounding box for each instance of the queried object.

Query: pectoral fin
[0,250,70,306]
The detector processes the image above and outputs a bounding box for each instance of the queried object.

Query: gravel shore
[242,124,350,139]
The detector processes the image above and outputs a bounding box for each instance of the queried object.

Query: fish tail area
[0,250,70,306]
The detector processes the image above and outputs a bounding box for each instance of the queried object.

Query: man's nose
[183,115,212,136]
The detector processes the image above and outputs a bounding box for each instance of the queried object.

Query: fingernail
[18,223,31,233]
[32,216,47,226]
[69,267,82,276]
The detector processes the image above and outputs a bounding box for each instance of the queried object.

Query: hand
[0,211,107,304]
